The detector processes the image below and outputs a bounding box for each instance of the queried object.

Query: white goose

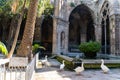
[41,55,48,63]
[60,60,65,71]
[41,55,51,67]
[101,59,110,73]
[74,62,84,75]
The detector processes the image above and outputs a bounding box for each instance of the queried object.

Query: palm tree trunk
[7,14,20,51]
[7,0,27,58]
[16,0,39,60]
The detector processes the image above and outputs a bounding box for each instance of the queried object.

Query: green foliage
[0,0,11,15]
[79,41,101,58]
[0,0,29,17]
[12,0,25,14]
[0,0,53,17]
[0,41,8,56]
[0,0,24,17]
[32,44,46,53]
[37,0,53,17]
[79,41,101,53]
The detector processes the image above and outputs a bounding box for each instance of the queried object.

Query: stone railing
[25,53,38,80]
[0,58,27,80]
[0,58,10,80]
[0,53,38,80]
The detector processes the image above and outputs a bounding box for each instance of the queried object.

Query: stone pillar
[64,23,69,55]
[110,15,115,55]
[52,0,60,54]
[57,26,61,54]
[95,24,102,43]
[114,15,120,55]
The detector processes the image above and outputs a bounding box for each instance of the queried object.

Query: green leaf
[0,41,8,56]
[32,44,46,53]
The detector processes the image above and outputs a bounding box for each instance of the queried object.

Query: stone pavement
[33,59,120,80]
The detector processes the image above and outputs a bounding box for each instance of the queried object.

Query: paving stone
[34,59,120,80]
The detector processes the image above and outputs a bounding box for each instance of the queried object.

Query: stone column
[110,15,115,55]
[64,23,69,55]
[95,23,102,43]
[57,26,61,54]
[114,15,120,55]
[52,0,60,54]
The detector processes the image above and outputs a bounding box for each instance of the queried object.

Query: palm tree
[7,0,28,51]
[16,0,39,60]
[7,0,27,58]
[16,0,52,60]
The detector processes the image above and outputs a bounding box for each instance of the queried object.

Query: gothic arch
[67,2,96,24]
[68,4,95,52]
[100,1,111,54]
[41,16,53,53]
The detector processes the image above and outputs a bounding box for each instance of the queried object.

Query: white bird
[41,55,51,67]
[74,62,84,75]
[101,59,110,73]
[60,60,65,71]
[41,55,48,65]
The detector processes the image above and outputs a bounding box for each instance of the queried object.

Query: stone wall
[53,0,120,55]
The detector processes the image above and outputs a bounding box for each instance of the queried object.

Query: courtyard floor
[33,59,120,80]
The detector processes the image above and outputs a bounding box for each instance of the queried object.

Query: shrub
[0,41,8,56]
[79,41,101,58]
[32,44,46,53]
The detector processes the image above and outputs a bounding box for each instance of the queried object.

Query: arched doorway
[41,16,53,54]
[101,2,110,54]
[69,4,95,52]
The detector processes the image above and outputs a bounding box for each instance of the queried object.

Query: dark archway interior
[0,27,3,40]
[41,16,53,53]
[18,19,26,40]
[69,4,95,52]
[101,4,110,54]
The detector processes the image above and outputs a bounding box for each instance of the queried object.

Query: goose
[60,60,65,71]
[41,55,48,65]
[74,62,84,75]
[101,59,110,73]
[41,55,51,67]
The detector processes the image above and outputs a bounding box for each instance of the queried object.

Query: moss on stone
[84,63,120,69]
[56,55,82,70]
[56,55,74,70]
[55,55,120,70]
